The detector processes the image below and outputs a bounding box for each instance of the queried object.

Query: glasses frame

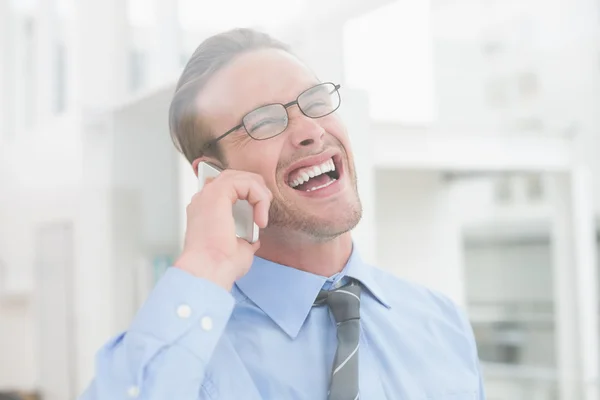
[200,82,341,154]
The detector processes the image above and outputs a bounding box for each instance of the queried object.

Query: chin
[311,216,361,242]
[270,198,362,241]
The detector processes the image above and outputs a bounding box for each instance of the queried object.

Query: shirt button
[127,385,140,398]
[201,316,213,331]
[177,304,192,319]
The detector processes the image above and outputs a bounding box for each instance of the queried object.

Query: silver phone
[197,162,259,244]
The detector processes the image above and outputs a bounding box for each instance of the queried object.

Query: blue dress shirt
[79,247,485,399]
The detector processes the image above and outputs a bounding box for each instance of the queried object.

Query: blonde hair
[168,28,291,163]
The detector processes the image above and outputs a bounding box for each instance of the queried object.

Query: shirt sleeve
[77,267,235,400]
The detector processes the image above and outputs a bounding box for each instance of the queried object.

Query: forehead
[196,48,320,124]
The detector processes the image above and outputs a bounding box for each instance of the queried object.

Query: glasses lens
[298,83,340,118]
[243,104,289,140]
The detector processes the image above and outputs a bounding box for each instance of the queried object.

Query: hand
[174,169,272,291]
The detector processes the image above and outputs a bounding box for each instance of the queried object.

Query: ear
[191,156,223,177]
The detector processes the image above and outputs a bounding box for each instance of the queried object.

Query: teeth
[307,178,337,191]
[288,158,336,188]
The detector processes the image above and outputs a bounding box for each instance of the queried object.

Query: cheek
[238,147,282,187]
[324,120,355,170]
[323,116,350,143]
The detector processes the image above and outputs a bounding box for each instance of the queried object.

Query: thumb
[237,238,261,252]
[250,239,261,253]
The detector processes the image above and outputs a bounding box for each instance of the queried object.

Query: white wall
[375,169,466,306]
[0,96,83,392]
[0,182,79,392]
[0,300,36,390]
[0,0,12,143]
[74,86,183,392]
[0,197,37,391]
[0,188,36,294]
[431,0,600,220]
[373,169,581,369]
[112,87,181,253]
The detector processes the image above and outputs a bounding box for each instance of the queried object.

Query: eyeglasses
[201,82,341,153]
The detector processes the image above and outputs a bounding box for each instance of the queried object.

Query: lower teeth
[306,178,337,192]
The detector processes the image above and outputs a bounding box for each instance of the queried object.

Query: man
[80,28,485,399]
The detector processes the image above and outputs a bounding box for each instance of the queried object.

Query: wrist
[174,251,237,291]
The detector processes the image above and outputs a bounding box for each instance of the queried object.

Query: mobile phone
[197,162,260,244]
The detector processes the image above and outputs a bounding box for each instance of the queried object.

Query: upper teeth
[289,158,335,188]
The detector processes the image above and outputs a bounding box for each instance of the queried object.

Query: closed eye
[248,117,286,133]
[303,101,328,113]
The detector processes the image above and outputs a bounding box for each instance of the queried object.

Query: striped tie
[314,280,361,400]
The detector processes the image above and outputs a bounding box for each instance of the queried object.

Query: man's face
[196,48,362,240]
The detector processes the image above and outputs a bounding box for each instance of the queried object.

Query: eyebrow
[243,81,321,115]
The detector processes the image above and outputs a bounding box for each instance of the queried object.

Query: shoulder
[368,264,481,365]
[366,264,485,395]
[367,265,475,337]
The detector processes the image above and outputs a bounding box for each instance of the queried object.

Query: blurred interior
[1,0,599,399]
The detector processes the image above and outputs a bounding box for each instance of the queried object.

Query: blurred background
[1,0,599,399]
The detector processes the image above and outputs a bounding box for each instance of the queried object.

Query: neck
[255,228,354,277]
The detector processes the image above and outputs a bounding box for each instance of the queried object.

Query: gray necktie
[314,280,361,400]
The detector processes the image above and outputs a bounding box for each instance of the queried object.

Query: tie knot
[314,281,361,323]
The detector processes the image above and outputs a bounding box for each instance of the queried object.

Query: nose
[288,115,325,148]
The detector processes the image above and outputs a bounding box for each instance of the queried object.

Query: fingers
[231,179,271,227]
[236,238,261,257]
[230,178,271,228]
[201,170,273,228]
[247,239,261,252]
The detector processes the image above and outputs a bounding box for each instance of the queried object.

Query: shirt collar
[234,245,391,339]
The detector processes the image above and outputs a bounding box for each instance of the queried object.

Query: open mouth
[287,156,341,192]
